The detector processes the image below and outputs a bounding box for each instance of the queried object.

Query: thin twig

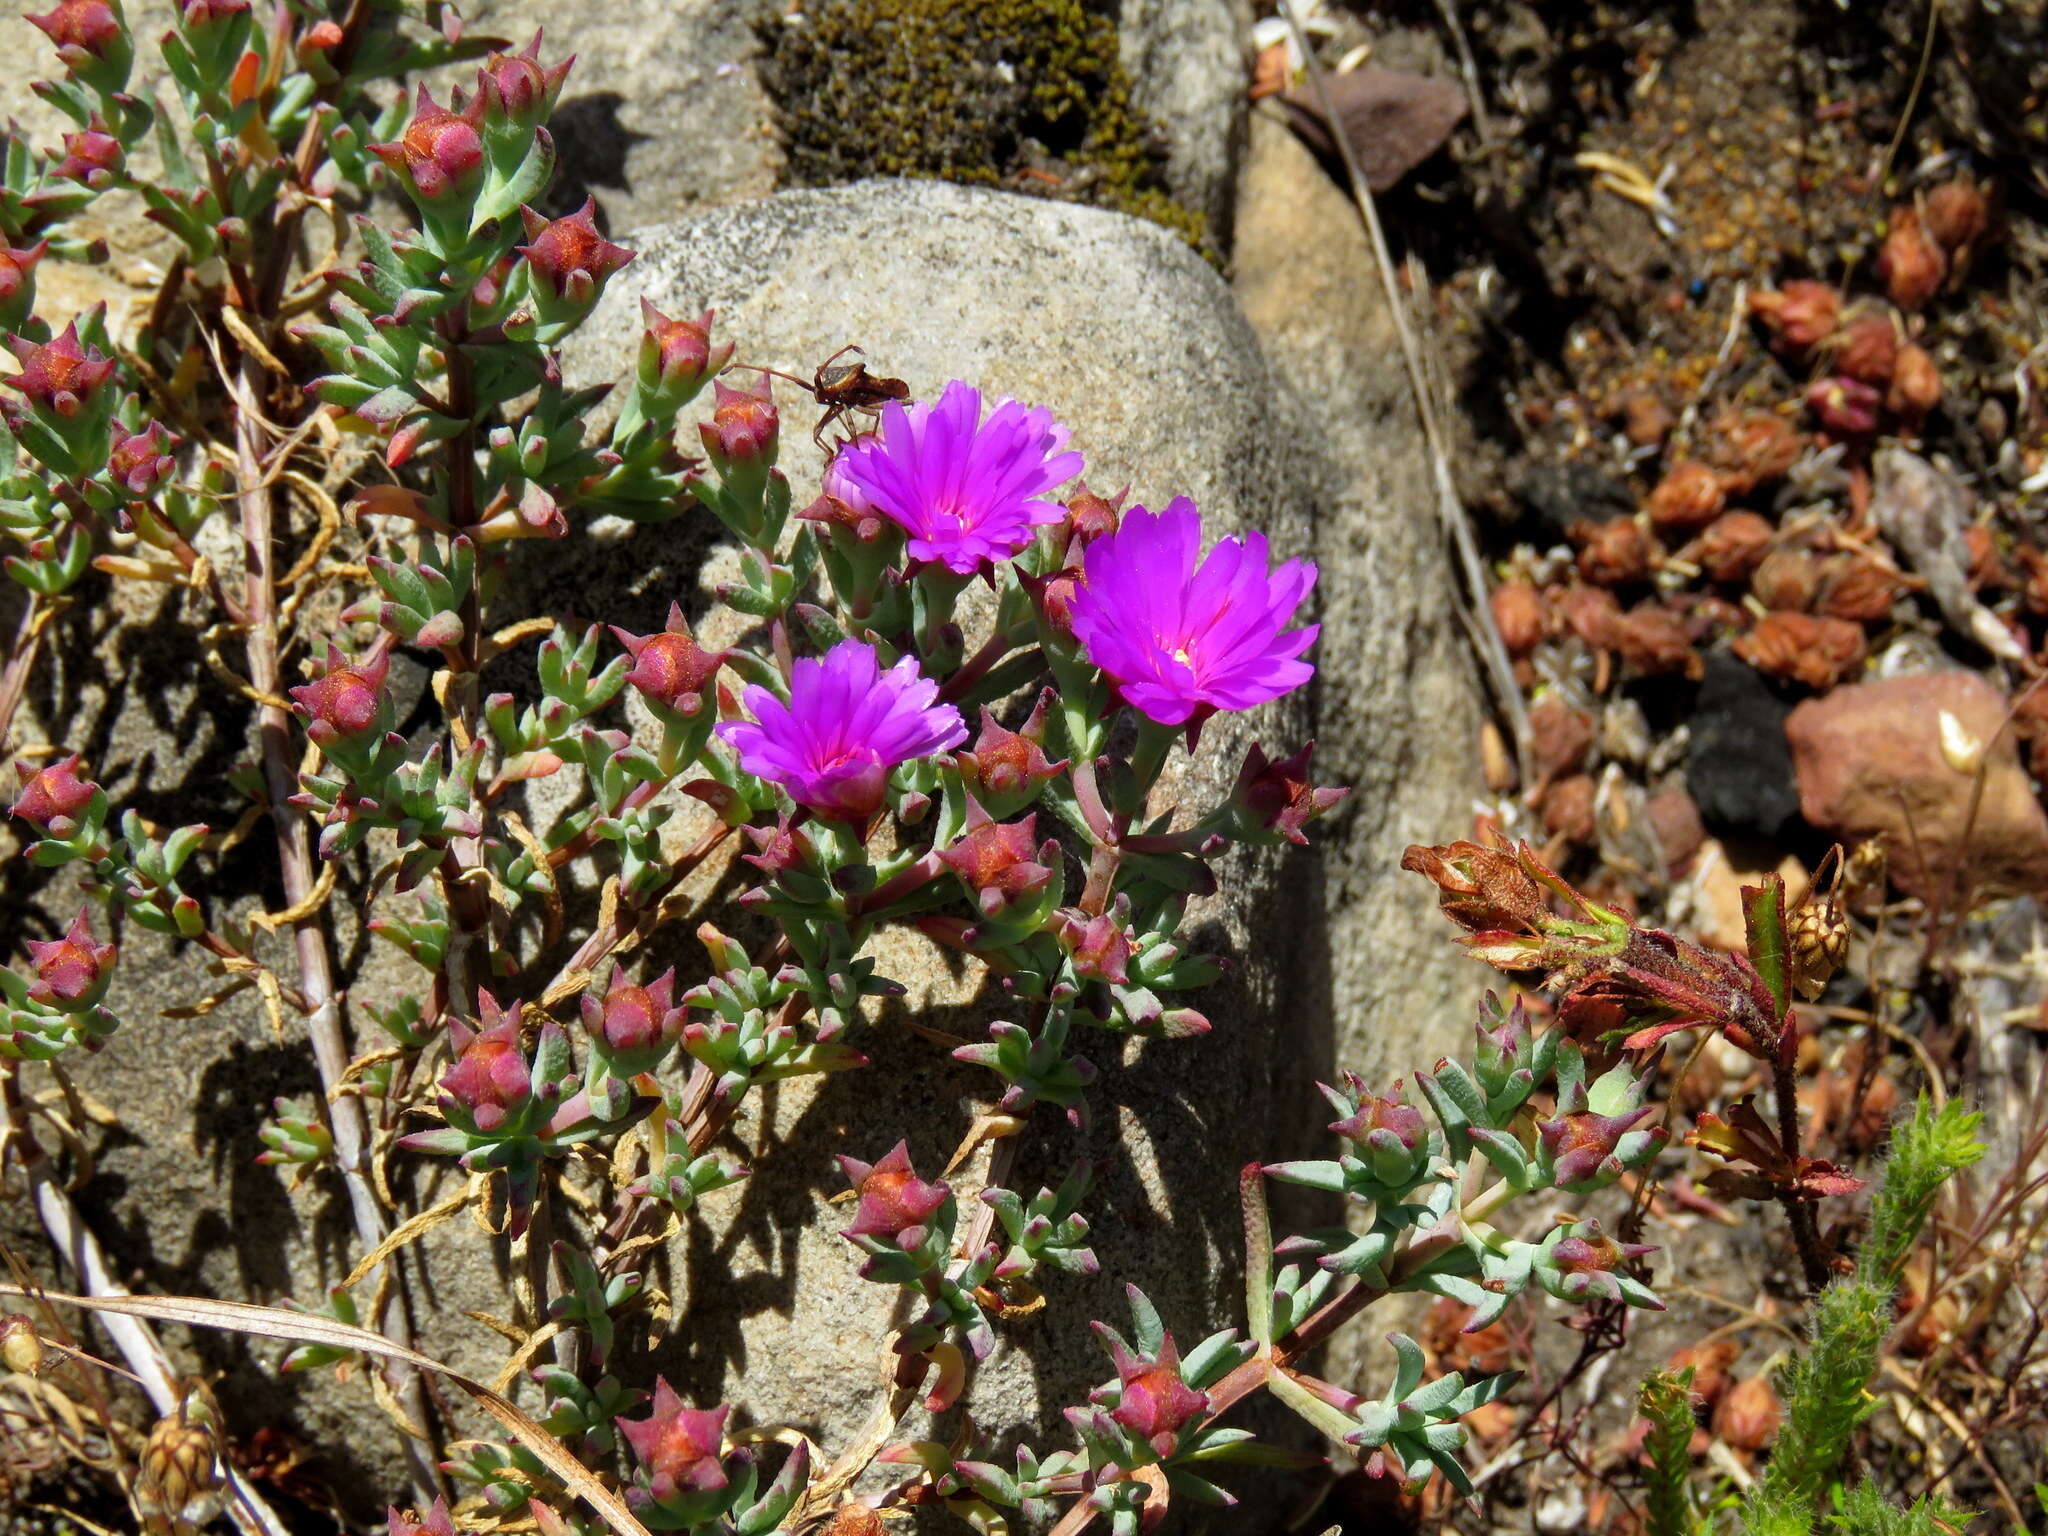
[1283,0,1532,786]
[230,354,442,1501]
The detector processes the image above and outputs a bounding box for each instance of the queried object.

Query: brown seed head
[1694,511,1774,584]
[1788,895,1849,1001]
[1752,548,1818,612]
[0,1313,47,1377]
[1647,461,1725,532]
[136,1406,227,1535]
[1923,176,1989,253]
[1877,206,1946,311]
[1887,343,1941,423]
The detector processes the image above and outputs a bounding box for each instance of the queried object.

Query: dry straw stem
[0,1283,655,1536]
[1278,0,1532,785]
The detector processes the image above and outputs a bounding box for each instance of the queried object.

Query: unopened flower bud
[287,643,392,749]
[1063,482,1127,546]
[1473,992,1533,1089]
[619,1381,730,1516]
[10,754,99,835]
[1877,205,1946,312]
[108,421,179,498]
[51,120,122,187]
[1231,740,1348,845]
[697,377,778,468]
[637,300,732,400]
[1023,564,1084,643]
[610,603,727,717]
[26,0,129,89]
[0,1313,47,1376]
[371,86,485,205]
[1054,907,1132,986]
[1887,342,1941,423]
[475,32,573,133]
[1646,461,1724,532]
[180,0,250,26]
[1540,1104,1659,1189]
[26,907,116,1011]
[837,1141,949,1246]
[516,198,634,309]
[1102,1330,1206,1453]
[438,998,533,1134]
[580,964,685,1065]
[1327,1074,1430,1185]
[0,242,46,331]
[1538,1223,1658,1304]
[4,319,116,421]
[1806,376,1881,438]
[1749,279,1839,354]
[1834,310,1897,386]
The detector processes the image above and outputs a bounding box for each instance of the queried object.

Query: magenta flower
[1069,498,1318,727]
[716,640,965,822]
[830,380,1084,573]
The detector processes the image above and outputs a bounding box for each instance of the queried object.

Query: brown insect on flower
[744,343,910,448]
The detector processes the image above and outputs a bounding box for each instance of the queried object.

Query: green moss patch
[757,0,1208,252]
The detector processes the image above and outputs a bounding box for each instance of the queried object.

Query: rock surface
[1116,0,1249,240]
[1785,669,2048,901]
[2,173,1477,1512]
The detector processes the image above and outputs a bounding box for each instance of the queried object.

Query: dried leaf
[1280,65,1468,191]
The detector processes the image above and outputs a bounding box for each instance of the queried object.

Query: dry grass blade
[0,1285,653,1536]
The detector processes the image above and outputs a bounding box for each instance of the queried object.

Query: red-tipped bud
[838,1141,949,1245]
[370,86,485,204]
[438,1000,532,1134]
[108,421,178,498]
[1103,1331,1206,1451]
[1540,1105,1656,1187]
[957,694,1068,815]
[1232,740,1348,845]
[180,0,250,25]
[51,120,122,187]
[26,0,121,59]
[638,300,732,396]
[1022,565,1084,643]
[9,754,98,835]
[1549,1230,1653,1276]
[4,320,116,420]
[1805,376,1882,438]
[1054,908,1132,986]
[610,603,727,716]
[0,242,46,327]
[1063,482,1128,546]
[515,198,634,306]
[579,965,685,1059]
[476,32,573,131]
[24,907,115,1011]
[739,815,819,877]
[697,377,777,467]
[287,643,391,748]
[618,1381,729,1505]
[1749,279,1839,354]
[939,810,1055,914]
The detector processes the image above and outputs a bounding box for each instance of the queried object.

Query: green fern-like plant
[1725,1095,1985,1534]
[1639,1366,1701,1536]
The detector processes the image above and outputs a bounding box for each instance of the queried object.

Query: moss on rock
[756,0,1208,253]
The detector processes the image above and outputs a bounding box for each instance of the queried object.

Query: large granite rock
[1,173,1474,1517]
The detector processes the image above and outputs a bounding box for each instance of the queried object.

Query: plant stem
[1771,1053,1830,1294]
[0,591,53,751]
[231,355,442,1500]
[1,1065,293,1536]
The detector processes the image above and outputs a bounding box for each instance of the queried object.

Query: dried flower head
[1069,498,1317,728]
[1749,280,1839,354]
[1490,580,1545,657]
[829,380,1083,573]
[1647,461,1725,532]
[1877,205,1946,311]
[716,639,966,822]
[0,1313,47,1377]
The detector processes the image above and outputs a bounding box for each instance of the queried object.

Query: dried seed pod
[1734,611,1867,691]
[1753,548,1819,612]
[1648,460,1726,532]
[1923,175,1989,254]
[1887,343,1941,423]
[1530,697,1596,780]
[1562,584,1623,649]
[1844,838,1887,897]
[1707,410,1803,494]
[1574,516,1655,586]
[1877,205,1946,312]
[1816,554,1904,622]
[1542,772,1598,843]
[1491,580,1546,657]
[1833,310,1897,387]
[0,1313,46,1377]
[1789,895,1849,1000]
[1749,279,1841,354]
[1613,602,1700,678]
[1694,511,1774,584]
[135,1401,227,1536]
